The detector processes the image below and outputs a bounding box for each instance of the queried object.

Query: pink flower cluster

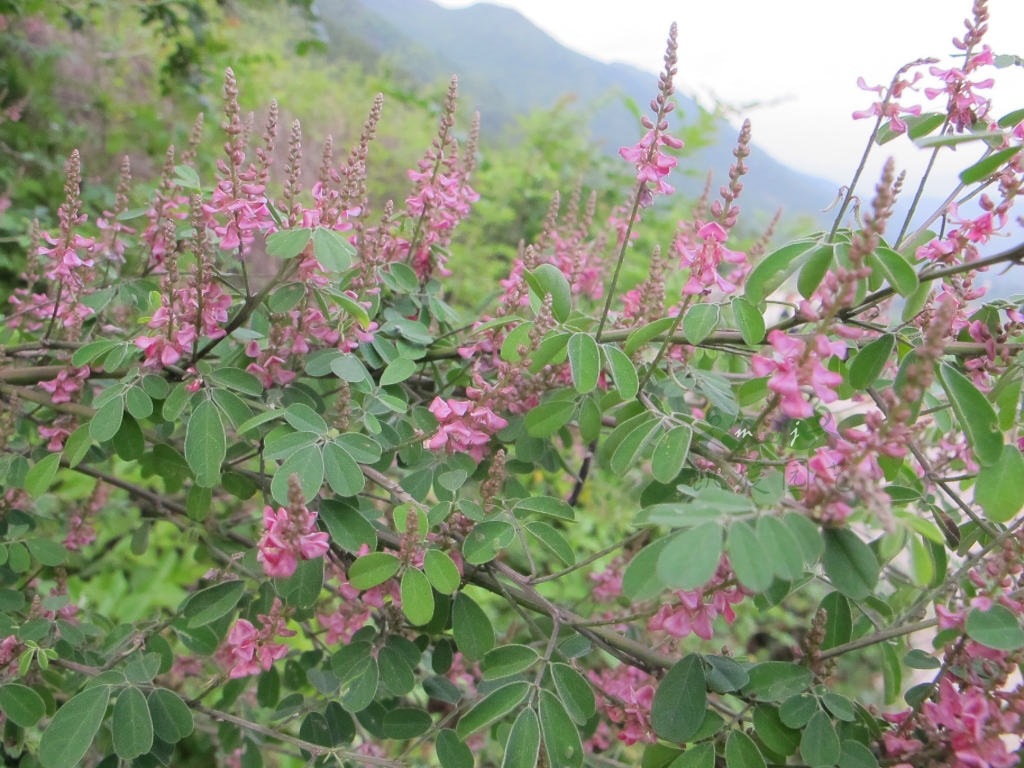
[924,46,995,132]
[751,331,845,420]
[257,504,330,579]
[647,558,747,640]
[423,397,508,463]
[620,129,682,207]
[852,74,923,134]
[675,220,747,296]
[136,276,232,368]
[586,664,657,748]
[221,600,295,679]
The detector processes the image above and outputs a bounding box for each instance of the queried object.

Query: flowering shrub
[1,4,1024,768]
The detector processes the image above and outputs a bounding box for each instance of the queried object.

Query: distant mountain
[312,0,841,224]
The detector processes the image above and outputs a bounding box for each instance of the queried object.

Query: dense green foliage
[2,2,1024,768]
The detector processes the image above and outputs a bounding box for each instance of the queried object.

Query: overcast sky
[433,0,1024,193]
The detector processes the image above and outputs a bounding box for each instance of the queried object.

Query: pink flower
[424,397,508,463]
[619,129,682,207]
[676,220,747,296]
[221,601,295,679]
[257,505,330,579]
[751,331,845,419]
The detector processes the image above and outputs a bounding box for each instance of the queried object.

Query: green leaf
[839,740,880,768]
[624,315,676,355]
[938,362,1004,467]
[539,689,583,768]
[182,580,244,628]
[683,303,720,345]
[609,414,661,475]
[423,549,461,594]
[62,424,92,468]
[436,729,474,768]
[960,146,1023,185]
[566,332,600,393]
[71,339,120,367]
[456,681,530,738]
[277,556,324,610]
[348,552,400,590]
[732,296,765,345]
[965,604,1024,650]
[283,403,328,434]
[757,515,805,582]
[753,705,800,757]
[312,227,355,271]
[848,334,894,390]
[0,683,45,727]
[452,593,494,661]
[38,684,111,768]
[743,662,813,702]
[338,655,379,712]
[524,521,575,566]
[208,366,263,397]
[503,708,541,768]
[726,521,775,593]
[622,537,669,601]
[746,239,819,303]
[382,707,432,739]
[463,520,515,565]
[400,567,435,626]
[524,399,576,438]
[818,592,853,650]
[112,686,154,759]
[867,248,918,297]
[173,164,201,189]
[482,645,540,680]
[602,343,639,400]
[24,452,61,498]
[514,495,575,521]
[797,244,834,299]
[323,441,366,498]
[651,654,707,742]
[670,743,715,768]
[705,655,749,694]
[380,357,417,386]
[525,263,572,322]
[270,443,324,505]
[975,445,1024,522]
[823,529,879,599]
[26,538,66,567]
[124,386,154,419]
[551,663,596,724]
[725,729,767,768]
[657,523,723,590]
[801,711,840,768]
[266,227,312,259]
[185,399,225,488]
[651,424,692,484]
[90,396,124,443]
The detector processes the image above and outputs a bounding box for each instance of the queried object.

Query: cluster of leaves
[1,4,1024,768]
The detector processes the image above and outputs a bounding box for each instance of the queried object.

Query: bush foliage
[2,2,1024,768]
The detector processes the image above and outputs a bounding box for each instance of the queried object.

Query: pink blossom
[619,129,682,207]
[221,601,295,679]
[676,219,747,296]
[424,397,508,462]
[751,331,844,419]
[852,74,923,134]
[586,665,658,748]
[257,505,330,579]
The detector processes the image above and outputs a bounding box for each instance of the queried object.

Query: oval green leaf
[112,686,154,759]
[651,654,707,742]
[38,684,111,768]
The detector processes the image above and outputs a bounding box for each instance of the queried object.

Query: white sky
[434,0,1024,193]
